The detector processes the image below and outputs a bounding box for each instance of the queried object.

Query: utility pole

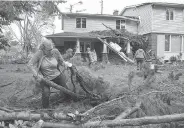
[100,0,103,14]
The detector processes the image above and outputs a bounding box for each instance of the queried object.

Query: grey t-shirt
[40,57,60,80]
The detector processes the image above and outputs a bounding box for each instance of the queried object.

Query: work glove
[64,61,73,67]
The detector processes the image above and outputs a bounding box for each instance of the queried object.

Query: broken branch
[114,101,142,120]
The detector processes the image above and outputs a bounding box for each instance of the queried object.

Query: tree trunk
[0,110,71,121]
[83,113,184,127]
[41,122,80,128]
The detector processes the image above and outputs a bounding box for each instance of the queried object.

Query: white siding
[157,34,184,60]
[157,35,165,58]
[152,6,184,34]
[63,16,138,33]
[122,4,153,35]
[126,20,138,34]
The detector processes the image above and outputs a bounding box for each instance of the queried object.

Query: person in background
[134,48,146,70]
[86,47,92,66]
[28,38,72,108]
[63,48,73,60]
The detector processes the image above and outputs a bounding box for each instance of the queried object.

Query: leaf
[9,124,17,128]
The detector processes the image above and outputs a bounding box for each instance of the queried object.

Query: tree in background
[0,1,66,56]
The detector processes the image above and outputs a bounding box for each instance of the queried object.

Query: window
[182,36,184,52]
[165,35,170,51]
[116,20,126,29]
[166,10,174,20]
[76,18,86,28]
[171,35,181,52]
[80,42,91,52]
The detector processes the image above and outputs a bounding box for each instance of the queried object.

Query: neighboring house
[46,12,139,62]
[120,2,184,61]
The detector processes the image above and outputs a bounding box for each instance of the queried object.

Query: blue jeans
[136,58,144,70]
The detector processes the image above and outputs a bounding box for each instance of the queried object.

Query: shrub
[69,55,87,66]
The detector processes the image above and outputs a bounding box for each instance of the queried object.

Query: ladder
[97,37,134,63]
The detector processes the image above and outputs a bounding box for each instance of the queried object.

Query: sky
[58,0,184,14]
[53,0,184,33]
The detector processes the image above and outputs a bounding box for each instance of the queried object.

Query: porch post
[126,42,130,54]
[126,41,133,59]
[102,39,109,63]
[103,43,108,53]
[76,38,81,53]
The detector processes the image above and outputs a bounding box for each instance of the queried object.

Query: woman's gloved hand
[68,65,76,75]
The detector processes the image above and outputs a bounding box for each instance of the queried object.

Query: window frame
[76,17,86,28]
[166,9,174,21]
[116,19,126,29]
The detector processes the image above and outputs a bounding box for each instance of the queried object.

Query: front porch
[46,32,110,62]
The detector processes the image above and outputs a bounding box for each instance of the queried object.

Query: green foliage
[0,35,10,50]
[0,1,66,31]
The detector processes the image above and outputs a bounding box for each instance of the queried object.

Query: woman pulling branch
[28,38,72,108]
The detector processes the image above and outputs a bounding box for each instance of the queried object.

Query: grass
[0,62,183,127]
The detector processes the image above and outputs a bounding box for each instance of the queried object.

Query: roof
[63,12,139,22]
[45,29,137,40]
[46,32,110,38]
[46,32,95,38]
[120,2,184,15]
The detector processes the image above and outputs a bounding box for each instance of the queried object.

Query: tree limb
[41,78,85,100]
[83,113,184,127]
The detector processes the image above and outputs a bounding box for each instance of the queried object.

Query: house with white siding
[120,2,184,61]
[46,12,139,61]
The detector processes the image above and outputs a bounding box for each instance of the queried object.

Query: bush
[169,56,177,63]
